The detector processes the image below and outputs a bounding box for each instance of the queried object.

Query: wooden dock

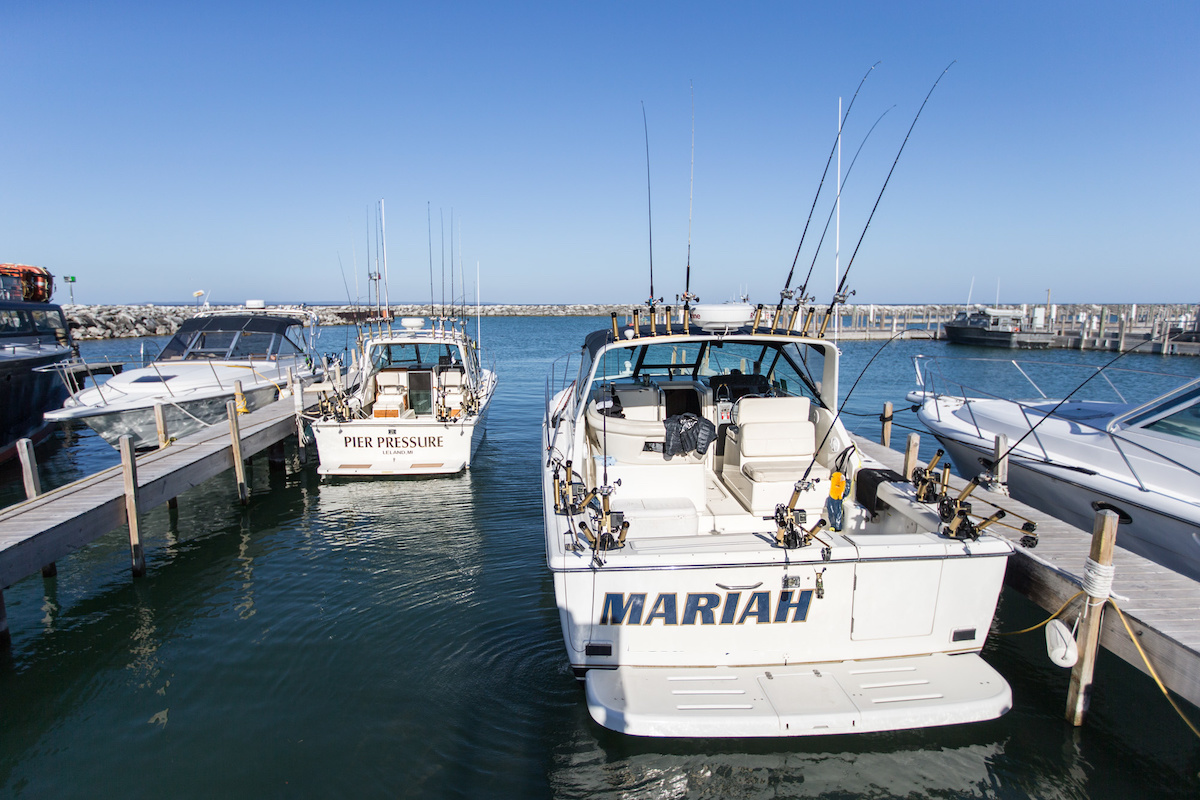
[854,434,1200,711]
[0,391,312,640]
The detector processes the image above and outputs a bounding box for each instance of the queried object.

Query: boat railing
[544,351,579,457]
[913,355,1200,489]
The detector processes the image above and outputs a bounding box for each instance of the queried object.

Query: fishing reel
[768,505,829,552]
[910,449,945,503]
[578,483,629,556]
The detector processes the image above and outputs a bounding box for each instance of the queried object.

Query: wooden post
[119,435,146,577]
[880,401,893,448]
[154,403,178,509]
[1066,509,1119,726]
[902,433,920,480]
[992,433,1009,487]
[291,368,308,465]
[1117,314,1126,352]
[17,439,57,578]
[154,402,170,449]
[227,399,249,504]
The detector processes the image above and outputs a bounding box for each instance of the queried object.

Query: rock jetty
[61,303,640,340]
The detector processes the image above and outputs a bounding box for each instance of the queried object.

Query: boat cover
[585,652,1011,737]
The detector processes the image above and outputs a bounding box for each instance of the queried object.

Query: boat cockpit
[362,339,481,421]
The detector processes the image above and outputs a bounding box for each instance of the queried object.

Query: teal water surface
[1,317,1198,798]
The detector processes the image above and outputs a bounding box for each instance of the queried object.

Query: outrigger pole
[818,61,956,338]
[769,62,879,333]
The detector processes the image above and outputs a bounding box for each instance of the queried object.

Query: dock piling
[880,401,893,448]
[902,433,920,480]
[119,435,146,577]
[154,403,178,509]
[227,400,249,505]
[290,368,307,465]
[1066,508,1119,726]
[18,439,57,578]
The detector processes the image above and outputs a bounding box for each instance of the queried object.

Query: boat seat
[374,370,409,417]
[720,396,830,515]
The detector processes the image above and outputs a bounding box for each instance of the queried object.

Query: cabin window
[0,309,31,335]
[31,309,67,337]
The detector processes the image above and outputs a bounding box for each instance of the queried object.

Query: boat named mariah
[542,303,1015,738]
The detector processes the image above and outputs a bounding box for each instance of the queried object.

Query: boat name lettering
[342,435,444,449]
[599,590,812,626]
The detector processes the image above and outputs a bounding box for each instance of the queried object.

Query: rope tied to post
[1082,557,1129,603]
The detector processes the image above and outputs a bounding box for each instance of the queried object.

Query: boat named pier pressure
[310,317,496,476]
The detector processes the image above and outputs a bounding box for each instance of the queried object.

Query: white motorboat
[542,304,1014,738]
[912,355,1200,580]
[309,316,496,476]
[45,307,322,449]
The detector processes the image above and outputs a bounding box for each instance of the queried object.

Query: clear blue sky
[3,2,1197,307]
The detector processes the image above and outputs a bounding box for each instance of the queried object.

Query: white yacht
[309,316,496,476]
[45,307,321,449]
[542,304,1014,738]
[912,356,1200,580]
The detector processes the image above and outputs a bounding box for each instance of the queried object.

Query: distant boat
[943,306,1056,349]
[0,265,75,461]
[911,356,1200,579]
[45,306,323,449]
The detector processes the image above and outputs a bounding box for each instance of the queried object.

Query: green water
[1,317,1197,798]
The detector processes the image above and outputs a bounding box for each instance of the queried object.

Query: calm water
[1,317,1198,799]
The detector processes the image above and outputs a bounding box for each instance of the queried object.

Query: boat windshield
[591,338,823,404]
[1138,386,1200,442]
[369,342,462,371]
[158,315,308,361]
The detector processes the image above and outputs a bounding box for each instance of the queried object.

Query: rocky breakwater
[63,304,198,340]
[62,303,639,339]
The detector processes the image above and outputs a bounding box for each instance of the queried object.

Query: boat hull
[70,383,282,450]
[0,349,72,462]
[943,325,1056,349]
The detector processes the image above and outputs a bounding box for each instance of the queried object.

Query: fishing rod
[641,102,662,322]
[790,105,894,334]
[427,203,436,320]
[817,61,956,338]
[770,62,879,332]
[680,82,698,329]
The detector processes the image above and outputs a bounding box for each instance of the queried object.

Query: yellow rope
[999,590,1084,636]
[1108,600,1200,740]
